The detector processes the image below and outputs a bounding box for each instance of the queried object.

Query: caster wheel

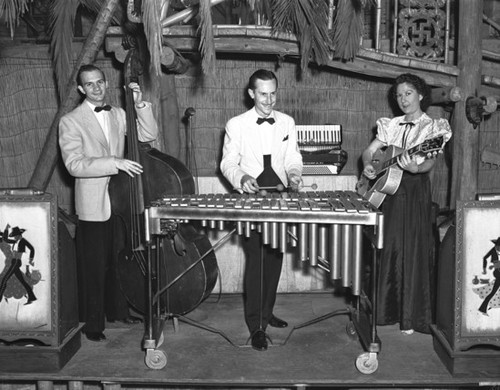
[355,352,378,374]
[145,348,167,370]
[346,321,357,339]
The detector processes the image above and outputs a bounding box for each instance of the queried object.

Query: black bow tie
[399,121,415,127]
[257,117,275,125]
[94,105,112,112]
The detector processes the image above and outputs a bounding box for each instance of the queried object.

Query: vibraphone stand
[281,228,381,375]
[142,226,240,369]
[143,190,385,372]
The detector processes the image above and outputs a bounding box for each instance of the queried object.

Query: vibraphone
[143,190,384,373]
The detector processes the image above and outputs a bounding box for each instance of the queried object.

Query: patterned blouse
[376,113,452,164]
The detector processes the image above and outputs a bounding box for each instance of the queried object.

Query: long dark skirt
[376,172,436,334]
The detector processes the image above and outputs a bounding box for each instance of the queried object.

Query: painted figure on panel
[0,225,40,306]
[475,237,500,316]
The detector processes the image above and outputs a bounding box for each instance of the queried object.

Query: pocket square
[282,135,289,141]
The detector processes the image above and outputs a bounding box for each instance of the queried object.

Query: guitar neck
[380,144,421,172]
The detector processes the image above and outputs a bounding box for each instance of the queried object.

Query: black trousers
[76,216,129,333]
[242,230,283,333]
[479,269,500,313]
[0,258,36,302]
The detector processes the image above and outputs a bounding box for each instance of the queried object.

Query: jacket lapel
[107,109,120,155]
[78,103,110,151]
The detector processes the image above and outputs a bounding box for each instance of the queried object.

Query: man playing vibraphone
[220,69,303,351]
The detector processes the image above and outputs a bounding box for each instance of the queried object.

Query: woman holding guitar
[360,73,452,334]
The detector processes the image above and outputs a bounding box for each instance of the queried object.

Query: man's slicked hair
[248,69,278,91]
[76,64,105,87]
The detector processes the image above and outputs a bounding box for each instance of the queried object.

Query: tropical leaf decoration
[142,0,163,76]
[48,0,124,100]
[3,0,374,83]
[48,0,80,99]
[0,0,32,38]
[331,0,374,61]
[271,0,332,70]
[198,0,216,75]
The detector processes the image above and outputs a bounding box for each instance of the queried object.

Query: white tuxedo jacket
[220,107,303,189]
[59,101,158,221]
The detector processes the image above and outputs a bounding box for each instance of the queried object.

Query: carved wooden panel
[397,0,447,62]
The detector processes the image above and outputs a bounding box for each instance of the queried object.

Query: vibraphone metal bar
[147,190,383,296]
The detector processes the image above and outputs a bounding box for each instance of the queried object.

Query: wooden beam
[450,0,483,205]
[149,25,459,87]
[431,87,464,104]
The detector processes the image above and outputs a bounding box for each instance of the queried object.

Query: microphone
[185,107,196,117]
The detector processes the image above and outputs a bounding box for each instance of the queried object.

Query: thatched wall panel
[175,58,396,182]
[0,46,465,212]
[478,111,500,194]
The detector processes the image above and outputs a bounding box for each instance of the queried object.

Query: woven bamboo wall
[176,57,391,177]
[0,45,471,214]
[479,108,500,193]
[175,55,453,206]
[0,45,129,214]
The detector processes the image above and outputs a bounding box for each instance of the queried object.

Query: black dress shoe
[251,330,268,351]
[85,332,106,342]
[269,315,288,328]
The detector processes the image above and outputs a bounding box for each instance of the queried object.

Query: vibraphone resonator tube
[147,190,383,296]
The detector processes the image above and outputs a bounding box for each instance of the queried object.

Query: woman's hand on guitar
[397,151,419,173]
[363,163,377,180]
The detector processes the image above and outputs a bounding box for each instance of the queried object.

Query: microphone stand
[184,107,197,191]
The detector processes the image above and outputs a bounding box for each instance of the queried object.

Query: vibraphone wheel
[355,352,378,374]
[145,348,167,370]
[345,321,357,340]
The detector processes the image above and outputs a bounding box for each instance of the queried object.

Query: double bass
[109,44,218,317]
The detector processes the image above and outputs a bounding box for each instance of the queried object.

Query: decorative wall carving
[397,0,447,62]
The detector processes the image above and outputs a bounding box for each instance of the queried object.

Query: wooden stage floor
[0,292,499,389]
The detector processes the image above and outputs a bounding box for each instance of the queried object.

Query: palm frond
[331,0,370,60]
[142,0,163,76]
[49,0,124,101]
[49,0,80,99]
[198,0,216,75]
[80,0,124,22]
[272,0,331,70]
[0,0,32,38]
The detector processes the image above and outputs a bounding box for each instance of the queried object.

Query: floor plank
[0,292,499,389]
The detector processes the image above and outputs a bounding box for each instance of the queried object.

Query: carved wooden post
[450,0,483,206]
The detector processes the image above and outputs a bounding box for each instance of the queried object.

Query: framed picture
[0,192,57,345]
[455,200,500,347]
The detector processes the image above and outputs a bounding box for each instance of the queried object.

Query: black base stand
[431,325,500,377]
[0,324,83,373]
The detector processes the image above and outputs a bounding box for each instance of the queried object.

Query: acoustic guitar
[356,135,445,208]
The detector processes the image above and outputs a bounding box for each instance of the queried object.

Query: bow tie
[94,105,112,112]
[256,117,275,125]
[399,121,415,127]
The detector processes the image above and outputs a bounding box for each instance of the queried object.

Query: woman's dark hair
[391,73,431,111]
[76,64,105,87]
[248,69,278,91]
